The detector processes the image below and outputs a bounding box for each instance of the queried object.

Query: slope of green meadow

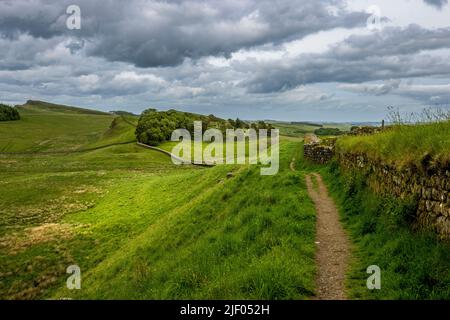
[0,103,317,299]
[0,101,131,153]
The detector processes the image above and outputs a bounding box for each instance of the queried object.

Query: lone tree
[0,104,20,121]
[235,118,245,128]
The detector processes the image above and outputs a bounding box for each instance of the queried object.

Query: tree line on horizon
[135,108,274,146]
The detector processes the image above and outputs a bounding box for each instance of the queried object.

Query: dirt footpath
[305,173,351,300]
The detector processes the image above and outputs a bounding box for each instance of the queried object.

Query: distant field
[270,122,317,137]
[0,103,316,299]
[271,121,350,138]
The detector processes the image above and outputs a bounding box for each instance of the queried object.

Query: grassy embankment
[1,101,316,299]
[313,122,450,299]
[336,121,450,167]
[0,101,116,153]
[325,164,450,299]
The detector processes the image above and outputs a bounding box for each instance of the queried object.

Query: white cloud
[78,74,100,92]
[112,72,166,86]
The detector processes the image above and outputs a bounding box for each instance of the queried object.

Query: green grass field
[158,137,272,164]
[0,102,317,299]
[0,102,118,153]
[336,121,450,167]
[271,121,350,138]
[3,101,447,300]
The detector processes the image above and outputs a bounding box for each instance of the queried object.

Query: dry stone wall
[349,126,384,135]
[337,152,450,238]
[304,143,334,164]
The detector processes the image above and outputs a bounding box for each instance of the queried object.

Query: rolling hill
[16,100,111,116]
[0,101,136,153]
[0,100,316,300]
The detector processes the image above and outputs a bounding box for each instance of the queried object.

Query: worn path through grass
[305,173,350,300]
[290,155,351,300]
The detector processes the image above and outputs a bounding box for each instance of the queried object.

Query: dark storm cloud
[0,35,62,70]
[423,0,448,9]
[0,1,66,39]
[0,0,369,67]
[243,25,450,93]
[2,0,450,120]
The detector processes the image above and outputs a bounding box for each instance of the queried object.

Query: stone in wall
[304,142,334,164]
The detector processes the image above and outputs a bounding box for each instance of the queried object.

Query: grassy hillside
[0,101,136,153]
[337,121,450,167]
[0,102,317,299]
[51,140,315,299]
[0,142,198,299]
[85,116,138,149]
[18,100,110,116]
[1,139,316,299]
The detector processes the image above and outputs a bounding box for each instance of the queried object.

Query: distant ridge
[290,121,323,127]
[16,100,111,116]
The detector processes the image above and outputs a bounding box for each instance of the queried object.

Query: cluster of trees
[227,118,274,131]
[135,108,275,146]
[0,104,20,121]
[314,127,343,136]
[135,109,210,146]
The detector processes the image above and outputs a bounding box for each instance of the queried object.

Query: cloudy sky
[1,0,450,121]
